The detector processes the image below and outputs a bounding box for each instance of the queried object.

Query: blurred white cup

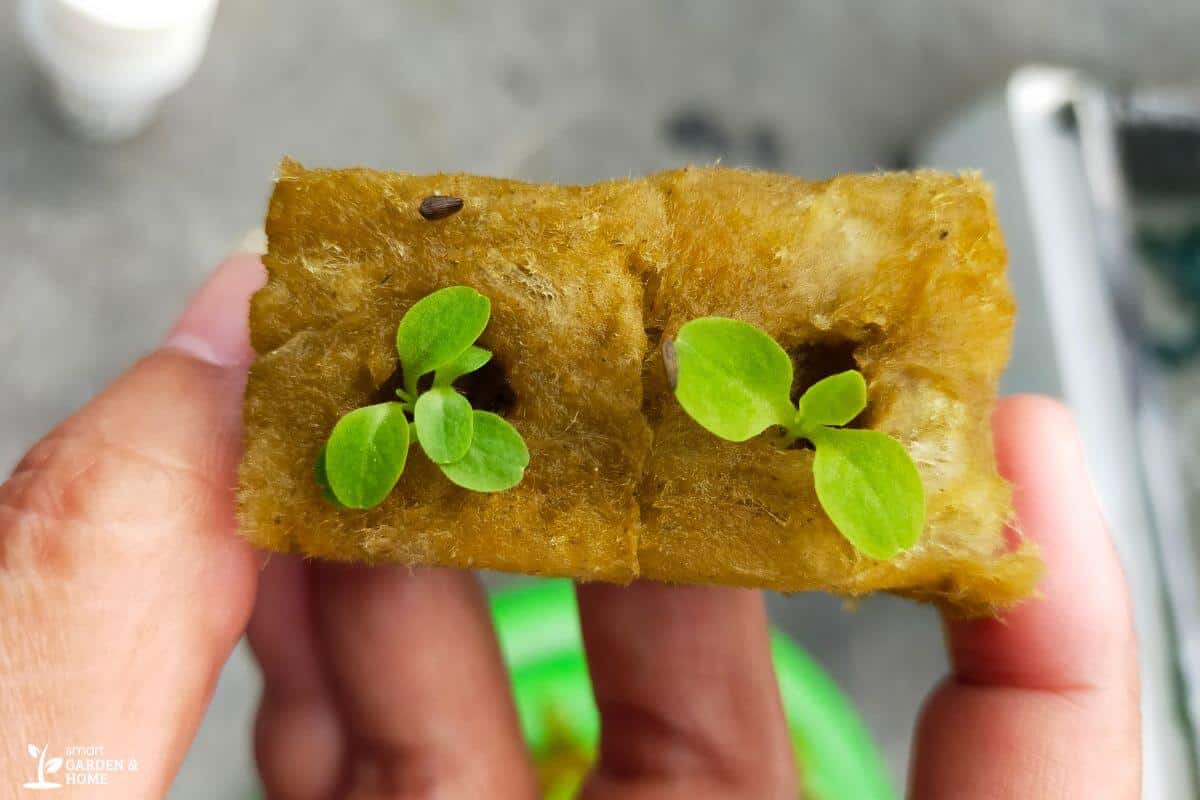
[19,0,220,142]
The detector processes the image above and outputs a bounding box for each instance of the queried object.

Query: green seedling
[324,403,411,509]
[414,387,475,464]
[666,317,925,560]
[317,286,529,509]
[439,410,531,492]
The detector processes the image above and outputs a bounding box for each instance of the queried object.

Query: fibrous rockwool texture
[239,159,1041,616]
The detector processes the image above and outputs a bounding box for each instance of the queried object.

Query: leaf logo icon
[23,742,62,790]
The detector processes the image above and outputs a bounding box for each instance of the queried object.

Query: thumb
[0,255,264,799]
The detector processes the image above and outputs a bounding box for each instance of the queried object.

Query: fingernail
[230,227,267,256]
[164,254,266,368]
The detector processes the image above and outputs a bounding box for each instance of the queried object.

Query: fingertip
[994,393,1073,425]
[163,255,266,368]
[992,394,1105,566]
[992,394,1078,472]
[945,392,1135,692]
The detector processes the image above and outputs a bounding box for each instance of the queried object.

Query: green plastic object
[491,579,896,800]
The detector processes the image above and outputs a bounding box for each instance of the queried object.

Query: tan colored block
[639,168,1039,616]
[240,160,665,581]
[238,161,1041,616]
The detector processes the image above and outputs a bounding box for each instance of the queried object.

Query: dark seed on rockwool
[420,195,464,220]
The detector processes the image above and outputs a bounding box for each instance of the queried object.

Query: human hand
[0,257,1139,799]
[910,395,1141,798]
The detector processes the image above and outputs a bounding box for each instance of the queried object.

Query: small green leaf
[439,410,529,492]
[809,427,925,560]
[671,317,795,441]
[434,345,492,387]
[414,387,475,464]
[324,402,412,509]
[396,286,490,385]
[313,444,345,507]
[796,370,867,428]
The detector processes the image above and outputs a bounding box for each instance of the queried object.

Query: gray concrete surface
[3,1,1199,797]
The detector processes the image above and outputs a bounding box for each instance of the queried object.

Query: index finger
[910,395,1140,798]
